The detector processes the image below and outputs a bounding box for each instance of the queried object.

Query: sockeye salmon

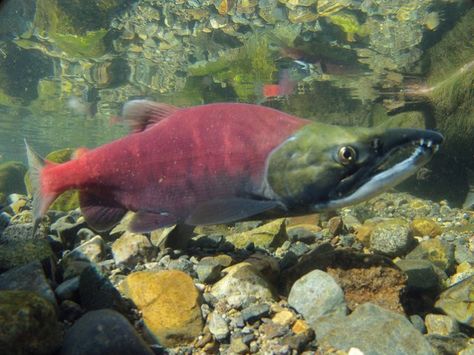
[26,101,443,234]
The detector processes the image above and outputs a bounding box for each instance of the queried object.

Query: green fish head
[266,122,443,212]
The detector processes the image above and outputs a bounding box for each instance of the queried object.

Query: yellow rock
[119,270,203,347]
[272,310,296,326]
[292,319,311,334]
[411,218,442,237]
[224,218,287,249]
[355,222,375,246]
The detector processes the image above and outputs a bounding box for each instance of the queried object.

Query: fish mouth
[313,129,444,211]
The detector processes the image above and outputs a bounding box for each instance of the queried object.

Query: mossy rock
[0,161,27,199]
[0,290,61,354]
[24,148,79,212]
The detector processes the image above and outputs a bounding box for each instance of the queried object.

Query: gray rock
[317,303,434,355]
[288,270,346,329]
[79,265,126,312]
[210,263,276,307]
[168,257,196,277]
[60,309,153,355]
[111,232,154,266]
[241,303,270,323]
[454,240,474,265]
[0,261,56,306]
[62,235,106,278]
[369,219,413,257]
[409,314,426,334]
[425,334,470,355]
[196,257,224,283]
[66,235,105,263]
[406,238,455,273]
[55,276,80,301]
[435,275,474,327]
[425,314,459,336]
[50,215,87,247]
[208,312,229,341]
[396,259,440,290]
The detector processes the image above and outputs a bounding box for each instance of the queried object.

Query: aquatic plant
[325,11,369,42]
[33,0,125,58]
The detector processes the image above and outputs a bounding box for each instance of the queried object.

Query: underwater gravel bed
[0,191,473,354]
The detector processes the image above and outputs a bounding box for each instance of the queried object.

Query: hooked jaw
[312,128,444,211]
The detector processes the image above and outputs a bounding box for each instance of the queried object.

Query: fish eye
[337,146,357,165]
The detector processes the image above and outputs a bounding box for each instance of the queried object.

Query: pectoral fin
[186,198,281,226]
[129,211,177,233]
[79,191,127,232]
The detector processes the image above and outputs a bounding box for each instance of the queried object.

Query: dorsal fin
[122,99,180,133]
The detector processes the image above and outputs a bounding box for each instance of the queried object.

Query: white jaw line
[312,143,439,211]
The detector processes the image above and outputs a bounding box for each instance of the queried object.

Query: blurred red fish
[262,69,296,99]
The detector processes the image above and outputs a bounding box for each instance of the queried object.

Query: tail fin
[24,140,56,236]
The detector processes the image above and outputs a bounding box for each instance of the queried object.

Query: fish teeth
[419,138,425,146]
[426,140,433,148]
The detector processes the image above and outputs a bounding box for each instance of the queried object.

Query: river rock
[396,258,441,290]
[111,232,154,266]
[0,223,53,271]
[369,218,414,257]
[316,303,434,355]
[288,270,346,329]
[210,262,277,307]
[196,256,224,283]
[60,309,153,355]
[50,214,87,247]
[435,275,474,327]
[406,238,455,273]
[55,276,80,301]
[208,311,229,341]
[0,290,61,354]
[0,261,56,306]
[224,218,287,250]
[425,314,459,336]
[119,270,203,347]
[411,218,442,237]
[79,265,125,312]
[241,303,271,323]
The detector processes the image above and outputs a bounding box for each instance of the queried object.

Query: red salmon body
[34,102,310,232]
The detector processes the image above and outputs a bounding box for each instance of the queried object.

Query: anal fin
[129,211,177,233]
[79,191,127,232]
[185,198,281,226]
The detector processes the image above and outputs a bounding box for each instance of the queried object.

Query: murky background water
[0,0,473,204]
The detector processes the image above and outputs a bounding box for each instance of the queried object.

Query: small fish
[26,101,443,235]
[261,69,297,100]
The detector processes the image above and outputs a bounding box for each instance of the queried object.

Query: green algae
[33,0,125,58]
[326,11,369,42]
[51,29,109,58]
